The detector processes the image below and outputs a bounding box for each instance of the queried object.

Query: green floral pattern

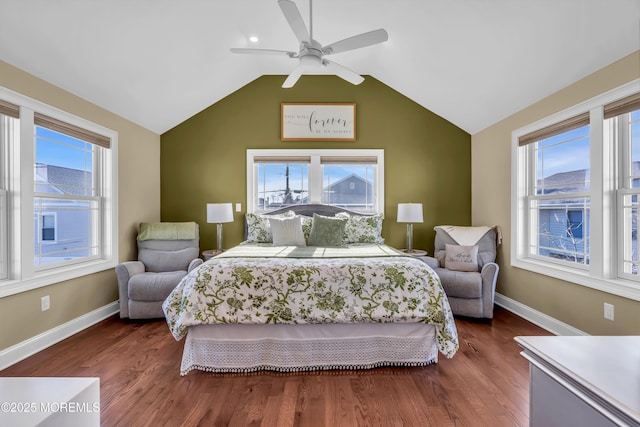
[336,212,385,244]
[163,250,459,358]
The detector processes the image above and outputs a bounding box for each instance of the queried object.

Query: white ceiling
[1,0,638,135]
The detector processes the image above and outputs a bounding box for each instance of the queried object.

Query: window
[567,210,584,239]
[40,213,56,242]
[524,117,590,266]
[33,121,101,268]
[247,149,384,213]
[322,157,377,210]
[512,81,640,299]
[611,94,640,280]
[0,87,117,297]
[255,158,309,209]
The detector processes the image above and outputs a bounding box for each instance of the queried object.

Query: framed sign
[281,103,356,141]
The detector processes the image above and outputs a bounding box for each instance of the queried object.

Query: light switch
[235,203,242,212]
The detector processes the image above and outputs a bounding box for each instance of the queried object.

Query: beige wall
[0,61,161,350]
[161,75,472,252]
[472,51,640,334]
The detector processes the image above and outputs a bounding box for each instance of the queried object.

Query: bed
[163,204,458,375]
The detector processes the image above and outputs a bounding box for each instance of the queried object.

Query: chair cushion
[433,267,483,299]
[128,271,187,300]
[138,247,198,272]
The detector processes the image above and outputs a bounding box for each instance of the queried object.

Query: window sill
[0,258,116,298]
[512,257,640,302]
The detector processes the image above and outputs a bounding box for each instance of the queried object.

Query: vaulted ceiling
[1,0,638,135]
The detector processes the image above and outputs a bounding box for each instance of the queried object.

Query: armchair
[116,222,203,319]
[423,226,500,319]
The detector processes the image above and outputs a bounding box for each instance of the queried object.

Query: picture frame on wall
[281,103,356,141]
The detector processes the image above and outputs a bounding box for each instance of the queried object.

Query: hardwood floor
[1,307,550,426]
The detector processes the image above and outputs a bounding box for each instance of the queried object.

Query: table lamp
[397,203,423,253]
[207,203,234,251]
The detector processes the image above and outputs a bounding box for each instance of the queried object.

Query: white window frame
[0,110,9,281]
[0,189,6,281]
[615,110,640,281]
[246,149,384,213]
[0,86,118,298]
[512,79,640,301]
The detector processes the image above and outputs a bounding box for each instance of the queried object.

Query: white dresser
[516,336,640,427]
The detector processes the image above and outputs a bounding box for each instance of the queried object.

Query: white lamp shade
[397,203,424,223]
[207,203,234,223]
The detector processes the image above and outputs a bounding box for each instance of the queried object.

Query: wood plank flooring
[1,307,550,426]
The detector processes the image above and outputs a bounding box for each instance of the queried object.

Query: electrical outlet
[41,295,50,312]
[604,303,614,321]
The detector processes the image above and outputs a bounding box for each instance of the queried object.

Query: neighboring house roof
[540,169,588,193]
[324,173,371,190]
[35,164,91,196]
[541,161,640,193]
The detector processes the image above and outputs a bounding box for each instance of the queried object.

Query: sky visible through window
[35,127,93,173]
[537,110,640,180]
[537,126,590,182]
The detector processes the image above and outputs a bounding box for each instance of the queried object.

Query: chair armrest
[115,261,145,319]
[188,258,203,272]
[422,256,439,270]
[480,262,499,319]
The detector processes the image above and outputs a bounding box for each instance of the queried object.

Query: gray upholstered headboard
[244,204,375,240]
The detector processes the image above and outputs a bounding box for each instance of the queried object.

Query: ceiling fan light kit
[231,0,388,88]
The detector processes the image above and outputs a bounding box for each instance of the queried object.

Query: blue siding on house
[33,164,93,264]
[538,207,589,262]
[323,174,373,209]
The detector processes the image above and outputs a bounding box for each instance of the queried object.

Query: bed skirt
[180,322,438,375]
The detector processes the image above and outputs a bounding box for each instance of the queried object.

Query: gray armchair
[116,222,203,319]
[423,226,500,319]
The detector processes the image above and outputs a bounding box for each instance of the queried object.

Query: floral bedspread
[163,244,459,358]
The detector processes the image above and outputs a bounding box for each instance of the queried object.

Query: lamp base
[216,223,224,252]
[406,223,414,252]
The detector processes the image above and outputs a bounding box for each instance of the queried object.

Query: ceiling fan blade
[322,59,364,85]
[322,29,388,55]
[230,48,296,57]
[282,63,308,88]
[278,0,310,43]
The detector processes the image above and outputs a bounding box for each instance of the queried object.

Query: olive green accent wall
[472,51,640,335]
[161,75,471,253]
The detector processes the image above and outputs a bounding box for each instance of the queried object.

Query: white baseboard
[495,293,587,336]
[0,302,119,371]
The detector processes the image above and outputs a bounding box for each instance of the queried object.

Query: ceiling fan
[230,0,388,88]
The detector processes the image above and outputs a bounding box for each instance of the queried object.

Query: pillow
[268,216,306,246]
[307,214,347,247]
[444,244,479,272]
[245,211,294,242]
[336,212,384,244]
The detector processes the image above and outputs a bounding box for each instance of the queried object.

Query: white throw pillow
[268,216,307,246]
[245,211,294,242]
[444,244,479,272]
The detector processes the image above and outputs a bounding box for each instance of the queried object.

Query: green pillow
[307,214,347,247]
